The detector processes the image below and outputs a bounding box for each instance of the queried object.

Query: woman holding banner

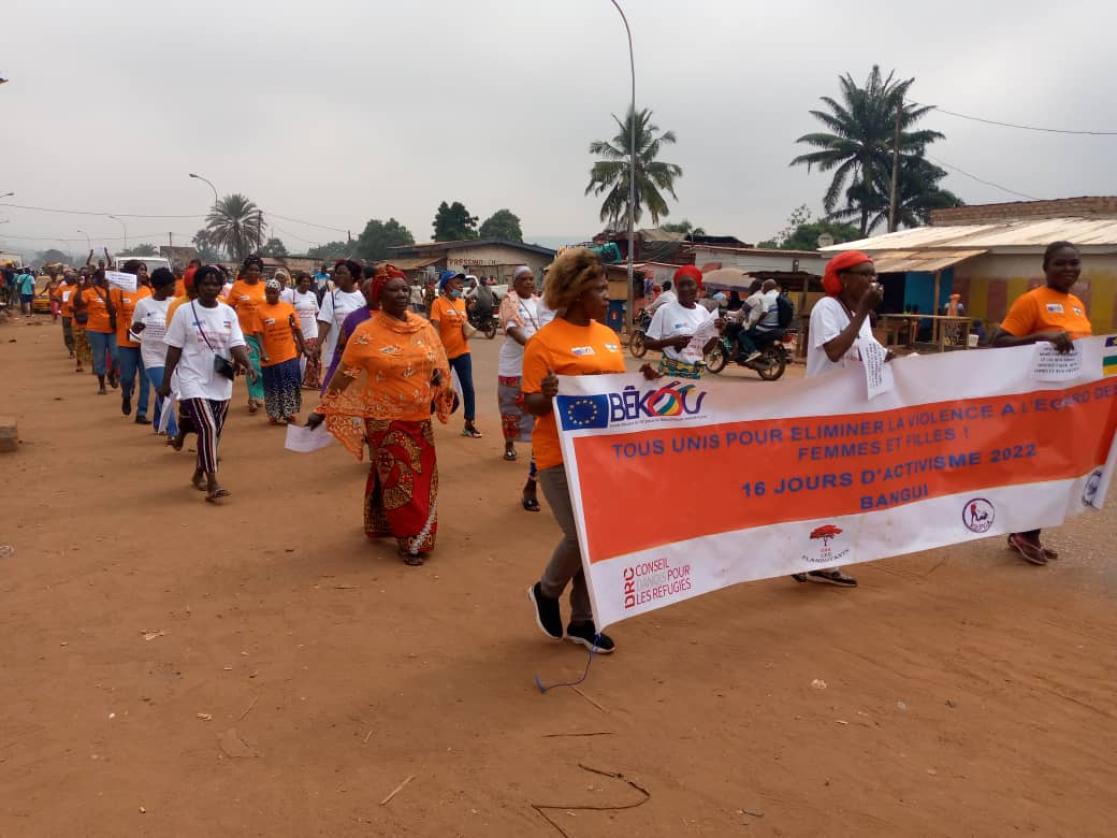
[798,250,888,588]
[991,241,1092,565]
[524,248,630,654]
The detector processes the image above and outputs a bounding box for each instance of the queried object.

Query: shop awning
[870,248,987,274]
[389,256,441,271]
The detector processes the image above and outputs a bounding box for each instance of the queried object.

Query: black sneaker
[566,621,615,654]
[134,416,151,425]
[528,583,563,640]
[803,569,857,588]
[121,394,132,416]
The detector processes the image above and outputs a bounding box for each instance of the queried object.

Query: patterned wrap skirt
[657,354,704,379]
[497,376,535,443]
[261,357,302,420]
[364,419,439,556]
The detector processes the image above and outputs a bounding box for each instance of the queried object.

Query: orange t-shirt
[165,295,191,326]
[227,280,267,336]
[522,318,626,470]
[1000,286,1093,340]
[430,296,469,359]
[174,278,186,298]
[110,286,152,348]
[78,286,114,334]
[56,282,80,317]
[256,301,299,367]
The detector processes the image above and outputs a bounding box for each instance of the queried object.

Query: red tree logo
[810,524,843,546]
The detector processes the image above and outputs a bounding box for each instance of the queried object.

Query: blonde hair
[544,247,604,311]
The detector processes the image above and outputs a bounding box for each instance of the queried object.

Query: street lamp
[608,0,637,332]
[107,214,127,250]
[76,229,91,250]
[0,192,13,199]
[188,173,219,207]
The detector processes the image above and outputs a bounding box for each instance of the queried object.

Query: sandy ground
[1,312,1116,837]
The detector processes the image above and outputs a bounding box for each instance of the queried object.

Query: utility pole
[169,232,174,248]
[888,95,902,233]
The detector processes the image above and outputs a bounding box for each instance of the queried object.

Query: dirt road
[2,313,1115,836]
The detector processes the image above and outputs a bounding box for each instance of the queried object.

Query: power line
[925,154,1040,201]
[0,202,204,219]
[268,212,348,235]
[0,230,195,243]
[913,102,1117,136]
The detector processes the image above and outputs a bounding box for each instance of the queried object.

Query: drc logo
[962,498,995,533]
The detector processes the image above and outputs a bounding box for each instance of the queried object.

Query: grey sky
[2,0,1116,259]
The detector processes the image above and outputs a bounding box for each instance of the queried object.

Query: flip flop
[205,488,231,503]
[522,494,541,512]
[503,450,518,461]
[401,552,426,566]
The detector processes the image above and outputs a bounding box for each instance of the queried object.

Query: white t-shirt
[165,301,246,401]
[292,289,320,340]
[646,300,715,362]
[537,295,557,328]
[646,289,677,315]
[498,296,541,377]
[279,287,295,305]
[318,288,366,362]
[806,296,883,379]
[131,295,173,370]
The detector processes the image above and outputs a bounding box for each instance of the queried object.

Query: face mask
[450,290,463,300]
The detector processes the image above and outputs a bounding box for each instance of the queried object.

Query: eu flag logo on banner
[557,395,610,430]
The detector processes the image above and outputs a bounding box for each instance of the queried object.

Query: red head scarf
[369,264,408,306]
[183,264,197,293]
[673,264,704,290]
[822,251,873,296]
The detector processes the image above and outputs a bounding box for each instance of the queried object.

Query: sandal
[401,551,426,566]
[205,487,231,503]
[503,449,518,461]
[462,426,483,439]
[1007,534,1047,566]
[248,402,259,415]
[522,494,541,512]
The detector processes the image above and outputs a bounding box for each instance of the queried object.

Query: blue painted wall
[903,268,954,314]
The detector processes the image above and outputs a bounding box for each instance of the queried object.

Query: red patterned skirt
[364,419,439,556]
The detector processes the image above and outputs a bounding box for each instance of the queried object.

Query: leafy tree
[478,209,523,242]
[205,193,266,261]
[432,201,479,242]
[192,229,225,263]
[586,106,683,228]
[757,206,861,250]
[260,237,288,259]
[119,243,159,257]
[306,240,353,261]
[34,248,71,266]
[661,219,705,236]
[790,65,943,235]
[355,218,415,261]
[831,157,963,234]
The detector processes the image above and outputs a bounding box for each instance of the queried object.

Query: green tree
[586,106,683,228]
[191,229,224,262]
[355,218,415,261]
[205,193,266,261]
[306,240,352,261]
[119,243,159,257]
[790,66,943,235]
[660,219,705,236]
[757,206,861,250]
[260,237,288,259]
[477,209,523,242]
[34,248,71,266]
[432,201,479,242]
[831,157,963,234]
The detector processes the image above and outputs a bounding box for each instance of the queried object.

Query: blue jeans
[449,353,476,422]
[145,365,176,435]
[87,331,118,377]
[118,346,150,418]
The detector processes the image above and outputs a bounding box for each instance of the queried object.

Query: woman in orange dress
[226,255,268,413]
[310,273,453,565]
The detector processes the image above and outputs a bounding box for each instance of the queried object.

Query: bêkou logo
[609,381,707,422]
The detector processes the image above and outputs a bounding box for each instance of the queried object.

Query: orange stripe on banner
[574,381,1117,563]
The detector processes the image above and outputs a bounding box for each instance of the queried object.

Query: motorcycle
[467,306,498,340]
[705,329,793,381]
[628,309,653,358]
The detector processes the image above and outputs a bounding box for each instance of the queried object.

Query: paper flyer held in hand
[284,422,335,453]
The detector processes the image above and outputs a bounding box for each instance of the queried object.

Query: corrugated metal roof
[871,249,987,273]
[823,217,1117,252]
[390,256,441,271]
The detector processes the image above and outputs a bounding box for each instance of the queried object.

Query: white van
[117,256,172,274]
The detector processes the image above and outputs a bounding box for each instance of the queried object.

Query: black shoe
[797,569,857,588]
[566,621,615,654]
[134,416,151,425]
[528,583,563,640]
[121,395,132,416]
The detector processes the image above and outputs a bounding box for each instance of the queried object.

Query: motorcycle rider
[737,279,782,362]
[469,275,496,327]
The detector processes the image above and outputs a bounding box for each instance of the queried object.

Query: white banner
[556,336,1117,629]
[104,270,137,293]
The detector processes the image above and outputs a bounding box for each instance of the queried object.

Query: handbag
[191,302,237,381]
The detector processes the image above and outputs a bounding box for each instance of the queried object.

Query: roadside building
[387,238,556,285]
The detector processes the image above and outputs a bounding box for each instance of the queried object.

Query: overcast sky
[2,0,1116,259]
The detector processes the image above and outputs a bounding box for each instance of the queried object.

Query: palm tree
[832,157,963,234]
[586,107,683,228]
[205,194,266,261]
[790,66,943,235]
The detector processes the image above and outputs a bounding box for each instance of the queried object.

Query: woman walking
[257,278,307,424]
[226,255,268,413]
[430,270,481,438]
[56,272,80,358]
[524,248,629,654]
[292,272,322,389]
[159,266,255,502]
[498,266,542,510]
[316,259,366,382]
[129,268,178,438]
[111,259,153,424]
[311,272,453,564]
[73,268,119,394]
[992,241,1093,565]
[71,269,94,374]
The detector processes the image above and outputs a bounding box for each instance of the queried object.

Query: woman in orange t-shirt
[55,272,80,358]
[73,269,120,394]
[430,271,481,438]
[110,259,154,424]
[256,279,307,424]
[523,248,657,656]
[226,255,268,413]
[992,240,1093,565]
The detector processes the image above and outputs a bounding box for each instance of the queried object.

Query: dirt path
[1,313,1115,836]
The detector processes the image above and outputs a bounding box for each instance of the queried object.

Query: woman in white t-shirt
[497,267,543,510]
[292,272,321,388]
[797,250,885,589]
[644,266,721,379]
[129,267,178,439]
[159,266,255,503]
[316,259,365,375]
